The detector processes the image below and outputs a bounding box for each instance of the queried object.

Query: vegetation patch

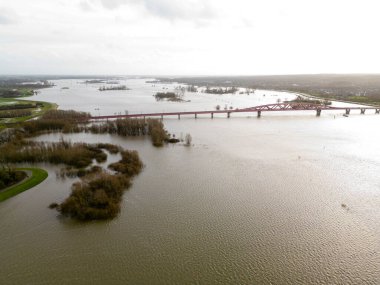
[289,96,331,105]
[82,79,106,84]
[0,140,109,168]
[23,109,90,134]
[108,150,143,176]
[0,78,53,98]
[154,92,183,102]
[98,85,129,91]
[204,86,239,94]
[0,135,144,220]
[0,167,48,202]
[147,119,168,146]
[53,148,143,221]
[88,118,168,147]
[57,173,131,220]
[2,108,168,147]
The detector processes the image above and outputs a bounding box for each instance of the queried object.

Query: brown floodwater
[0,80,379,284]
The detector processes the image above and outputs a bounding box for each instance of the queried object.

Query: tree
[185,133,192,146]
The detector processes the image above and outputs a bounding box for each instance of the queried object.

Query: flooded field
[0,79,379,284]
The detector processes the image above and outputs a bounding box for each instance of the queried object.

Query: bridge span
[90,102,380,120]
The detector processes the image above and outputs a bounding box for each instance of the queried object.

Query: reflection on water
[0,80,379,284]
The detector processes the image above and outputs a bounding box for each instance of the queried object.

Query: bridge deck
[90,103,380,120]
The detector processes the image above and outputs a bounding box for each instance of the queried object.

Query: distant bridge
[90,102,380,120]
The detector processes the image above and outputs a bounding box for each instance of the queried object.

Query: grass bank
[0,168,48,202]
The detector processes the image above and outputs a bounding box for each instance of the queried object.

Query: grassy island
[0,167,48,202]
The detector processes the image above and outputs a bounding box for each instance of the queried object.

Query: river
[0,78,379,284]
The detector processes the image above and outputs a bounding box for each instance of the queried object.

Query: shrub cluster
[0,140,107,168]
[154,92,177,100]
[98,85,129,91]
[86,118,167,147]
[147,119,168,146]
[56,149,143,221]
[13,109,168,148]
[108,150,143,176]
[23,110,90,134]
[205,86,238,94]
[58,173,130,220]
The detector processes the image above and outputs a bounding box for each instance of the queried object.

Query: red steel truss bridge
[90,102,380,120]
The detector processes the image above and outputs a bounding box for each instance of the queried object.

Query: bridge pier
[376,109,380,114]
[211,112,214,119]
[361,108,366,114]
[345,108,351,115]
[178,114,180,120]
[195,113,197,119]
[316,109,321,116]
[257,111,261,118]
[161,115,163,120]
[227,112,230,118]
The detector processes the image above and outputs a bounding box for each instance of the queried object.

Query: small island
[98,85,130,91]
[204,86,239,94]
[83,79,106,84]
[154,92,184,102]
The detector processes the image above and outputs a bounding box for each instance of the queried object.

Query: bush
[58,173,131,220]
[147,119,168,147]
[108,150,143,177]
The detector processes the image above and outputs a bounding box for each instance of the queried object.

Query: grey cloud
[98,0,216,21]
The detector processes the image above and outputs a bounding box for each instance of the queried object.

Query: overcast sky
[0,0,380,75]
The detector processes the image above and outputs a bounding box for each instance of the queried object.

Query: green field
[0,168,48,202]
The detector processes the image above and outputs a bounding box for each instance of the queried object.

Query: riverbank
[0,168,48,202]
[288,90,380,107]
